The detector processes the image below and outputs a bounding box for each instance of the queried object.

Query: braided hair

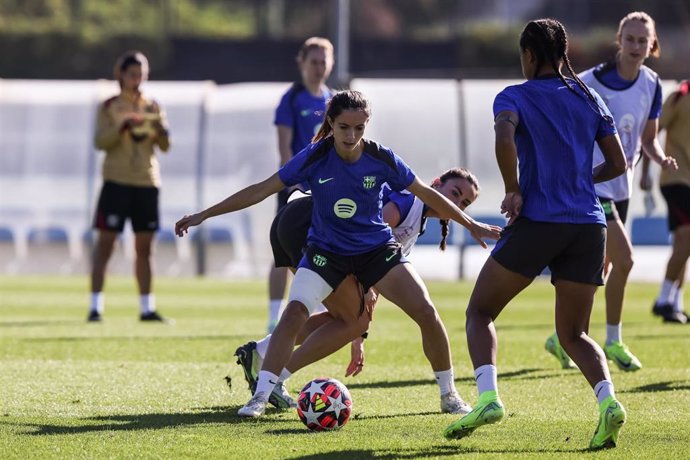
[435,168,479,251]
[519,19,599,107]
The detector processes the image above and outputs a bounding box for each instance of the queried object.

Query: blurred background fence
[0,77,678,279]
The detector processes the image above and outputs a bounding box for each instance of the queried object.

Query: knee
[278,301,309,331]
[618,255,634,274]
[413,301,441,328]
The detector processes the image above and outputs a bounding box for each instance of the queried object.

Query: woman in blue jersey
[268,37,335,333]
[545,11,677,371]
[233,168,480,411]
[175,90,501,419]
[443,19,629,450]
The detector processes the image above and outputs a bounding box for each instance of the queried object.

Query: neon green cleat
[589,396,626,450]
[443,390,505,440]
[604,341,642,372]
[544,333,577,369]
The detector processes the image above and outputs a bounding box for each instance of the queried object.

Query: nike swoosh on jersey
[318,177,334,184]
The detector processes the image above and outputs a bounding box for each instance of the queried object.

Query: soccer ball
[297,377,353,431]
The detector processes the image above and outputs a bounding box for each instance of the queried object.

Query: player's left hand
[639,172,653,191]
[501,191,523,225]
[345,337,365,377]
[660,156,678,171]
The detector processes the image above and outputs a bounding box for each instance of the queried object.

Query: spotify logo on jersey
[333,198,357,218]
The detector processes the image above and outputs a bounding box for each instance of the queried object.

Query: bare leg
[665,226,690,283]
[262,301,309,374]
[268,265,289,299]
[374,263,451,372]
[465,257,532,368]
[604,220,633,325]
[134,231,155,295]
[554,279,611,388]
[91,230,118,292]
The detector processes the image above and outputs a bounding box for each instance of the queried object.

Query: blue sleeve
[493,88,518,117]
[648,79,663,120]
[384,149,416,191]
[591,89,618,139]
[278,144,313,186]
[274,89,294,128]
[386,191,415,221]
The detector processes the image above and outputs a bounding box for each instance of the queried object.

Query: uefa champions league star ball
[297,377,352,431]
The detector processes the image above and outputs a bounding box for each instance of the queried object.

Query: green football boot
[443,390,505,440]
[604,341,642,372]
[589,396,626,450]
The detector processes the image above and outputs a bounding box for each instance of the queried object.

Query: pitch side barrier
[0,78,677,279]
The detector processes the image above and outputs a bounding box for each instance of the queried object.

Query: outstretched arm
[175,173,285,236]
[407,178,501,248]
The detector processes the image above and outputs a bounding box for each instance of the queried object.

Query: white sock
[605,323,621,345]
[255,370,279,400]
[656,279,678,306]
[673,287,684,313]
[140,294,156,314]
[268,299,283,324]
[256,335,271,359]
[278,368,292,383]
[90,292,104,313]
[594,380,615,405]
[474,364,498,396]
[434,369,455,396]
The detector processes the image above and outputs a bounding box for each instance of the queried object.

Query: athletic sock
[255,370,279,399]
[140,294,156,314]
[474,364,498,396]
[268,299,283,324]
[90,292,104,314]
[605,323,621,345]
[256,335,271,359]
[594,380,615,405]
[434,369,455,396]
[673,287,684,313]
[278,368,292,383]
[656,278,678,306]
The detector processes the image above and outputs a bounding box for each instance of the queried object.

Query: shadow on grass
[22,335,245,342]
[621,380,690,393]
[17,406,294,436]
[0,320,86,328]
[286,444,588,459]
[629,333,690,341]
[346,368,556,390]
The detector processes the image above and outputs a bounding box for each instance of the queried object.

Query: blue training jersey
[493,76,617,224]
[274,84,333,156]
[279,138,416,255]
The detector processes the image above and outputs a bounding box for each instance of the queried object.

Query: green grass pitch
[1,275,689,458]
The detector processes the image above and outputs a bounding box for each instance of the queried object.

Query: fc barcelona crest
[363,176,377,189]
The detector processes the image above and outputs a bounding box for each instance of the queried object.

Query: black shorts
[270,196,312,267]
[598,197,629,224]
[276,188,290,212]
[298,242,407,292]
[661,184,690,231]
[491,217,606,286]
[93,181,159,233]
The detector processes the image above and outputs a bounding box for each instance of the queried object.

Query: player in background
[268,37,335,333]
[175,90,501,419]
[234,168,480,413]
[88,51,171,323]
[545,11,677,370]
[649,80,690,323]
[443,19,629,450]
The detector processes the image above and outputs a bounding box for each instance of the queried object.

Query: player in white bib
[545,12,677,372]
